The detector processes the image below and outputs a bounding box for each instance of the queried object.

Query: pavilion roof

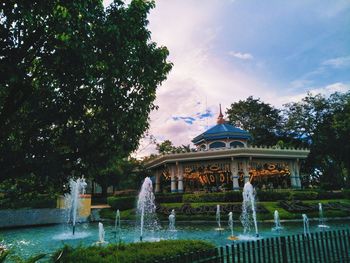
[192,123,251,145]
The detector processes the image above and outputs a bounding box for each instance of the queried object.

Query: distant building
[145,106,309,193]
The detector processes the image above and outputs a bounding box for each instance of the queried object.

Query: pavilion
[145,106,309,193]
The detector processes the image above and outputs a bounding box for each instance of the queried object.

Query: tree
[0,0,172,195]
[283,92,350,189]
[156,140,176,154]
[226,96,282,146]
[282,93,330,145]
[156,140,195,154]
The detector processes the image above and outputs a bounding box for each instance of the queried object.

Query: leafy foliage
[226,96,282,146]
[0,0,172,194]
[225,92,350,189]
[283,92,350,189]
[107,196,136,211]
[52,240,214,263]
[156,140,195,154]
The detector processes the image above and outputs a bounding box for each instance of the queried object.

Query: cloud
[322,56,350,68]
[123,0,350,158]
[310,82,350,95]
[278,82,350,105]
[229,51,254,60]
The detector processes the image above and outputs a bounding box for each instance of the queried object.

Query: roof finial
[217,104,225,124]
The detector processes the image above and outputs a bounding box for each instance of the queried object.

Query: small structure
[145,106,309,192]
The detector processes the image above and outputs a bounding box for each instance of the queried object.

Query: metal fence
[156,228,350,263]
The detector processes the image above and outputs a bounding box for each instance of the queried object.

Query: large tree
[283,92,350,189]
[226,96,282,146]
[0,0,172,194]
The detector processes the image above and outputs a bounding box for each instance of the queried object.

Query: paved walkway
[91,204,111,209]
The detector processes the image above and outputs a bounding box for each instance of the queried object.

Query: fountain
[215,205,224,232]
[93,222,107,245]
[240,181,259,237]
[64,177,87,235]
[227,212,238,240]
[272,210,283,232]
[113,209,121,239]
[168,209,176,232]
[302,214,310,236]
[136,177,159,241]
[318,203,329,229]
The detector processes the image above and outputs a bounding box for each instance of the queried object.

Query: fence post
[280,236,288,263]
[231,244,236,263]
[226,245,230,263]
[237,242,241,263]
[220,246,224,263]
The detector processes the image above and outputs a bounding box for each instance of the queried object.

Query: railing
[156,228,350,263]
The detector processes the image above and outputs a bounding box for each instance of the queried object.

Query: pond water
[0,220,349,259]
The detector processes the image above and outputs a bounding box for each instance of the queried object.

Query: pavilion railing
[155,228,350,263]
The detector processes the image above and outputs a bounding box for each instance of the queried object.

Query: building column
[230,157,240,191]
[242,159,250,184]
[295,159,302,188]
[155,170,161,193]
[170,165,177,193]
[177,162,184,193]
[290,160,301,189]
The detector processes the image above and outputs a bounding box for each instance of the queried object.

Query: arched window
[230,141,244,148]
[209,141,226,149]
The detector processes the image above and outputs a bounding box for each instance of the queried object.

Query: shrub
[155,193,183,203]
[107,196,136,211]
[290,191,318,200]
[183,191,242,203]
[317,191,344,199]
[0,194,56,209]
[113,189,137,197]
[52,240,215,263]
[343,189,350,199]
[181,189,325,203]
[256,191,289,201]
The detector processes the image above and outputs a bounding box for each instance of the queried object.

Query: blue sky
[104,0,350,156]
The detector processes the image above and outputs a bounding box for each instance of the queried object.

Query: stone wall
[0,208,68,228]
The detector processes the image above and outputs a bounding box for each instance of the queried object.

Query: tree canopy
[0,0,172,193]
[226,92,350,189]
[283,92,350,189]
[226,96,282,146]
[156,139,194,154]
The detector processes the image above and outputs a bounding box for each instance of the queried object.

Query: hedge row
[107,196,136,211]
[182,190,342,203]
[0,194,57,209]
[183,191,242,203]
[155,193,183,203]
[53,240,215,263]
[107,190,349,210]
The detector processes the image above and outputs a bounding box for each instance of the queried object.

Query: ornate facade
[145,106,309,193]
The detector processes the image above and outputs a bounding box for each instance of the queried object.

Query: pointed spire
[217,104,225,124]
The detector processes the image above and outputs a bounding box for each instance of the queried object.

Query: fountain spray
[169,209,176,231]
[98,222,105,243]
[318,203,329,229]
[241,181,259,237]
[64,177,87,235]
[302,214,310,236]
[114,209,121,239]
[216,205,221,228]
[272,210,283,232]
[137,177,158,242]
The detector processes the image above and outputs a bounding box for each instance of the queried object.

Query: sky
[104,0,350,157]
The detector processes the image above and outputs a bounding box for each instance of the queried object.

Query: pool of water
[0,219,349,259]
